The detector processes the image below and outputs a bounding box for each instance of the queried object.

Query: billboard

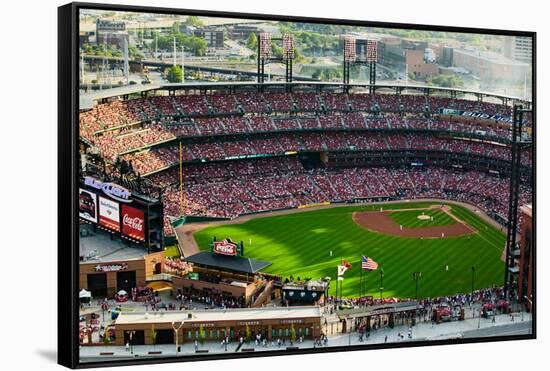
[213,239,239,256]
[79,188,97,223]
[121,205,146,241]
[98,196,120,232]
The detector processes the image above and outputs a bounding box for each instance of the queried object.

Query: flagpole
[360,261,363,300]
[340,257,343,307]
[335,265,339,309]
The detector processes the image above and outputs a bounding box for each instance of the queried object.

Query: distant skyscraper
[503,36,532,63]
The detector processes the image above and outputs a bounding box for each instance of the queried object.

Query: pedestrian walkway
[79,311,532,362]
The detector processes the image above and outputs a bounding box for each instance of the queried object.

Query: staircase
[251,280,274,308]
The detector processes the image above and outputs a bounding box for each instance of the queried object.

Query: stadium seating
[79,91,532,238]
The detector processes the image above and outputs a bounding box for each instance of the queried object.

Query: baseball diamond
[192,201,505,299]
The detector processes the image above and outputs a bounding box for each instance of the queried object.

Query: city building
[194,28,224,48]
[452,48,529,84]
[503,36,533,63]
[96,19,129,49]
[228,24,262,40]
[440,46,454,67]
[406,49,438,79]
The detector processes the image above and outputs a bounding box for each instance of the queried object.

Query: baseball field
[193,201,506,299]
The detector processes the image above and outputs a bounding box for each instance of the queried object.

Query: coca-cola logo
[123,214,143,231]
[213,240,237,256]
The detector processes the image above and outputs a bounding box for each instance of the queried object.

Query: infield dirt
[352,205,477,238]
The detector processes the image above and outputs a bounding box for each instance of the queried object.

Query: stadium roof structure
[80,80,531,110]
[184,251,272,274]
[79,83,162,110]
[115,305,321,325]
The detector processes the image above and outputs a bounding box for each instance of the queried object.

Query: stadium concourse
[78,88,533,239]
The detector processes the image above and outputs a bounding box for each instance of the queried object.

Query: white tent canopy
[79,289,92,299]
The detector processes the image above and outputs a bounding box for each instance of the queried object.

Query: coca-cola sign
[213,240,238,256]
[121,205,145,241]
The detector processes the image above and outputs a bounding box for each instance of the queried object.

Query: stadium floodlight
[282,33,295,60]
[366,39,378,62]
[259,32,272,60]
[343,35,356,62]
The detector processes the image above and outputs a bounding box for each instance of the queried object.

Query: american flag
[361,256,378,270]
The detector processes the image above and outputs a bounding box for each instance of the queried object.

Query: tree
[199,324,206,345]
[151,324,157,347]
[185,36,207,56]
[166,66,183,83]
[290,323,296,345]
[185,16,204,27]
[246,33,258,51]
[428,74,464,88]
[103,326,111,344]
[245,324,251,344]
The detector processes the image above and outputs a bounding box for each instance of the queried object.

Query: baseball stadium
[76,15,534,358]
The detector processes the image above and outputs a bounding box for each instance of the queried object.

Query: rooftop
[79,224,148,263]
[115,305,321,325]
[184,251,271,274]
[454,48,529,67]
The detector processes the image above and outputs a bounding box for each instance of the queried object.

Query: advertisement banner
[98,196,120,232]
[121,205,145,241]
[79,188,97,223]
[213,240,238,256]
[439,108,513,123]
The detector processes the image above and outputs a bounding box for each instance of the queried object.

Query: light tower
[257,32,295,91]
[173,36,177,67]
[282,33,295,87]
[123,37,129,85]
[342,36,378,94]
[342,36,356,93]
[257,32,271,86]
[181,46,185,83]
[366,39,378,94]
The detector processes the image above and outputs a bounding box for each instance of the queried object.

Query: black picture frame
[58,2,536,368]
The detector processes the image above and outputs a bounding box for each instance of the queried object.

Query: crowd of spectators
[118,131,517,175]
[80,93,531,238]
[80,92,517,142]
[158,156,532,236]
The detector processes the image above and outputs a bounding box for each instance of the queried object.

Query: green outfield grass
[388,208,456,228]
[193,202,505,299]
